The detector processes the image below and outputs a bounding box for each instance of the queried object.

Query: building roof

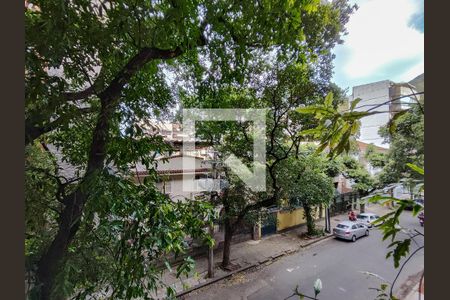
[408,73,424,93]
[135,168,211,176]
[155,153,205,161]
[356,140,389,154]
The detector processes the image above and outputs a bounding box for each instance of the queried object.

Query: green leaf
[406,163,424,175]
[324,92,334,107]
[350,98,361,111]
[298,128,322,136]
[296,105,334,115]
[391,239,411,268]
[164,260,173,273]
[388,109,408,135]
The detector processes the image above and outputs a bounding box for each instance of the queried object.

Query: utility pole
[205,151,221,279]
[325,206,331,233]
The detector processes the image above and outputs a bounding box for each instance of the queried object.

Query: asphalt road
[185,211,424,300]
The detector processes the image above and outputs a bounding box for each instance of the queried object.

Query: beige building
[134,154,214,201]
[133,121,217,201]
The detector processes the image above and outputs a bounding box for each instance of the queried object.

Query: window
[337,224,348,229]
[351,225,357,230]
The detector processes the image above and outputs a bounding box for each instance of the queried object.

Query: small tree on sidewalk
[218,175,267,269]
[279,150,335,236]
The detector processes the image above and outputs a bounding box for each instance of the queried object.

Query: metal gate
[330,192,360,216]
[261,223,277,236]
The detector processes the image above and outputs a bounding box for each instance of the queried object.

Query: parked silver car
[356,213,380,228]
[333,221,369,242]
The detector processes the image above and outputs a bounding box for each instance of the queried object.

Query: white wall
[155,156,205,171]
[155,156,212,201]
[351,80,392,148]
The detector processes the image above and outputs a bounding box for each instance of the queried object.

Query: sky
[332,0,424,91]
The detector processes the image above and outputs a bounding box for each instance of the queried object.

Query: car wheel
[352,235,356,242]
[365,230,369,236]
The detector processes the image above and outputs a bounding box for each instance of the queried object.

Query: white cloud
[393,59,424,82]
[337,0,424,79]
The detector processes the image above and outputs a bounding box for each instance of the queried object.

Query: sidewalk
[404,280,425,300]
[154,204,391,299]
[398,271,425,300]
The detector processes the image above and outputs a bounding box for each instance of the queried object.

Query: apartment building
[349,74,423,148]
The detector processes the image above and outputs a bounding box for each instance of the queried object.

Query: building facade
[349,75,422,148]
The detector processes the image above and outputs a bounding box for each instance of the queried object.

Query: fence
[330,191,360,216]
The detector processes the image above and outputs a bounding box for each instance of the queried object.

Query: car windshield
[336,224,349,229]
[357,215,368,219]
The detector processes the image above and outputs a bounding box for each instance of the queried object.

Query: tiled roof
[134,168,211,176]
[357,140,388,153]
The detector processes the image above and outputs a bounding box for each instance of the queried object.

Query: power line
[342,92,424,113]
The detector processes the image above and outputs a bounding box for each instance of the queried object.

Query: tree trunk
[30,44,191,299]
[221,218,233,269]
[360,202,365,213]
[36,191,85,299]
[304,204,315,236]
[35,95,114,299]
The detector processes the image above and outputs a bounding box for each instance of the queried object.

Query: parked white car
[356,213,381,228]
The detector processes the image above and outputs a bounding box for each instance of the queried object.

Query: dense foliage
[377,101,424,185]
[279,148,335,235]
[25,142,215,299]
[182,60,352,266]
[364,144,387,169]
[25,0,356,298]
[340,155,376,195]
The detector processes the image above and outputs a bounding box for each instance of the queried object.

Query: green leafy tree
[25,143,215,299]
[26,0,357,296]
[184,62,353,267]
[279,150,335,235]
[377,102,424,185]
[25,143,59,286]
[340,155,376,195]
[26,0,353,298]
[177,0,356,267]
[365,144,387,169]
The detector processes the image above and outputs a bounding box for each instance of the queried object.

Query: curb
[176,262,259,298]
[176,233,335,298]
[300,234,334,248]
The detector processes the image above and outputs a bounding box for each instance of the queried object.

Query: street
[185,210,424,300]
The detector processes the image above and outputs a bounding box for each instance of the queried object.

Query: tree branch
[25,107,94,145]
[390,245,424,298]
